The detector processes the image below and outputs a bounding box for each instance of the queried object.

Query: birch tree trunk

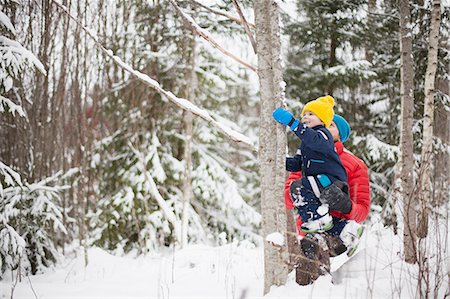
[417,0,441,239]
[254,0,289,293]
[398,0,417,264]
[181,13,197,248]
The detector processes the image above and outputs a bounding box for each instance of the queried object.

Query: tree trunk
[30,0,52,181]
[181,13,197,248]
[254,0,289,294]
[433,10,449,297]
[434,49,449,209]
[366,0,376,64]
[417,0,441,239]
[398,0,417,264]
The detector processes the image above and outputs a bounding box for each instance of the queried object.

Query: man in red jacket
[285,114,370,283]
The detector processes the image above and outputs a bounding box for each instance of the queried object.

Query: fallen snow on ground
[1,224,446,298]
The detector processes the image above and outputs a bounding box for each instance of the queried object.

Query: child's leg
[327,218,364,256]
[326,217,348,237]
[297,182,333,232]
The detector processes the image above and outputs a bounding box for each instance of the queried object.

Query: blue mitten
[272,108,299,130]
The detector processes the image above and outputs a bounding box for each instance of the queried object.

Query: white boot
[300,213,333,233]
[339,220,364,256]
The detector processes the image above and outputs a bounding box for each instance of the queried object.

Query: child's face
[301,110,324,128]
[328,121,340,141]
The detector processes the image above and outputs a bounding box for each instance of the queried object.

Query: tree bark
[30,0,52,181]
[417,0,441,239]
[434,45,449,209]
[254,0,289,294]
[398,0,417,264]
[433,7,449,297]
[181,11,197,248]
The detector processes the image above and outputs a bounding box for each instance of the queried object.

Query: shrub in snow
[0,168,68,277]
[89,130,178,253]
[90,125,260,253]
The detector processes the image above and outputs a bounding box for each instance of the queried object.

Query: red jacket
[284,141,371,235]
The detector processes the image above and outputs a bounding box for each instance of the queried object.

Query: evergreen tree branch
[51,0,256,152]
[128,141,182,244]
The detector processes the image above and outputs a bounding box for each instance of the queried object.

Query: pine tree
[88,0,260,253]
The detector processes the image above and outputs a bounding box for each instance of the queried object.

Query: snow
[0,36,46,75]
[266,232,285,246]
[0,11,16,35]
[2,224,446,298]
[0,96,25,117]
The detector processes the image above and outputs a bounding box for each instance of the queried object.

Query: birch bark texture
[398,0,417,264]
[254,0,289,293]
[181,14,197,248]
[417,0,441,239]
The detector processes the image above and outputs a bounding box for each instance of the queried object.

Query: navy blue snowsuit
[287,123,348,235]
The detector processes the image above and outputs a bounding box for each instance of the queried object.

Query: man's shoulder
[341,149,367,170]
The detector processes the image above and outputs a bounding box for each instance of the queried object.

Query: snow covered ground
[1,223,447,299]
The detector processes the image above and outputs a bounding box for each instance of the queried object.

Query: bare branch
[51,0,256,151]
[189,0,255,29]
[169,0,257,73]
[231,0,257,54]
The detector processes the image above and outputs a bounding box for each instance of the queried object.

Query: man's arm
[345,159,370,222]
[284,171,302,209]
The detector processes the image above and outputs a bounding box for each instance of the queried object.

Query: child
[272,96,358,247]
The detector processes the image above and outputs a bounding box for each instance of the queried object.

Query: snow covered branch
[168,0,257,72]
[51,0,256,152]
[127,142,182,244]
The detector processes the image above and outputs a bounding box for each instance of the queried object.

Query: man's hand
[320,180,352,214]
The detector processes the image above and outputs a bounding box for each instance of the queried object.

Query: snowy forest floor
[1,223,446,299]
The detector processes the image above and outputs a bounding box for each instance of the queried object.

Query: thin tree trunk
[327,27,338,95]
[30,0,52,181]
[433,12,449,298]
[398,0,417,264]
[181,12,197,248]
[366,0,376,64]
[54,0,70,253]
[254,0,289,294]
[417,0,441,239]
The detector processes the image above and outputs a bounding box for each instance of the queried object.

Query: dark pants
[295,235,347,285]
[290,179,347,236]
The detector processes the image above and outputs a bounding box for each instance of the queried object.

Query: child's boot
[339,220,364,257]
[300,212,333,233]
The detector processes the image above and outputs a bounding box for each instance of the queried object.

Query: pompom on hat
[301,95,335,128]
[333,114,351,143]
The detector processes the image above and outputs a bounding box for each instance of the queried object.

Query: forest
[0,0,449,298]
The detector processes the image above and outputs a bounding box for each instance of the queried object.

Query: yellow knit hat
[301,95,335,128]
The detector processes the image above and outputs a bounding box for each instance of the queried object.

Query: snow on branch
[0,36,46,75]
[51,0,256,152]
[0,161,22,193]
[0,11,16,35]
[127,142,182,244]
[0,96,25,117]
[168,0,257,73]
